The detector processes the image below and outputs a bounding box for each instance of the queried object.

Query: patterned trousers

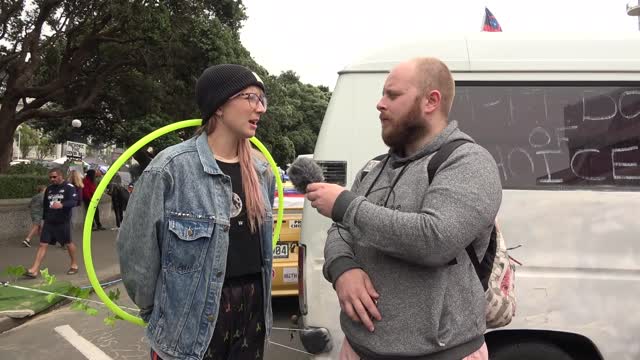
[151,273,265,360]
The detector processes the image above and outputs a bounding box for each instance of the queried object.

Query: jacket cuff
[328,257,361,286]
[332,190,358,223]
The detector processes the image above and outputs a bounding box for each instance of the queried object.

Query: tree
[2,1,331,173]
[256,71,331,165]
[36,136,55,160]
[17,124,39,159]
[32,33,331,170]
[0,0,250,173]
[269,135,296,166]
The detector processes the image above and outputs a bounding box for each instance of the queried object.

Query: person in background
[82,169,105,231]
[106,174,129,230]
[67,170,84,207]
[25,168,80,277]
[22,185,46,248]
[62,169,85,249]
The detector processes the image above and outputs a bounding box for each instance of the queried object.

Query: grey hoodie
[323,121,502,360]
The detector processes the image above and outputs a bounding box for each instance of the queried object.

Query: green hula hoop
[83,119,285,326]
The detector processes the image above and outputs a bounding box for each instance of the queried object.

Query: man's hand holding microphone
[287,158,381,332]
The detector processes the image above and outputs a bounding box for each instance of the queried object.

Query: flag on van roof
[482,7,502,32]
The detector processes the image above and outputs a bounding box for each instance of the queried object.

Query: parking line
[54,325,113,360]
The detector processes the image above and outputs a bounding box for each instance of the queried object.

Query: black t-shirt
[217,160,263,279]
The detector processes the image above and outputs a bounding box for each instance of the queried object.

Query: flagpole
[481,4,487,31]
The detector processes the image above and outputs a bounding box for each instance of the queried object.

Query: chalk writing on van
[451,83,640,189]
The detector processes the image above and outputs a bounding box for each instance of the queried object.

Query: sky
[240,0,640,88]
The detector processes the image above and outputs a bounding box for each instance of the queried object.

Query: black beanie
[195,64,266,124]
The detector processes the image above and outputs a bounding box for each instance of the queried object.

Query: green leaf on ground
[85,307,99,316]
[68,286,81,297]
[78,288,92,299]
[0,281,74,315]
[39,268,57,285]
[70,301,85,311]
[108,288,120,302]
[2,265,27,278]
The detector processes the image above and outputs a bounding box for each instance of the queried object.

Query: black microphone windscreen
[287,157,325,194]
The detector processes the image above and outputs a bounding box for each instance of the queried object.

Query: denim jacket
[117,132,275,360]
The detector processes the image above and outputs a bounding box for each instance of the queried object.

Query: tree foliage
[0,0,330,173]
[35,135,55,159]
[257,71,330,166]
[16,124,39,158]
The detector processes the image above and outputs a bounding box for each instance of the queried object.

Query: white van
[297,33,640,360]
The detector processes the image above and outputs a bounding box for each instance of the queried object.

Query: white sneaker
[22,239,31,247]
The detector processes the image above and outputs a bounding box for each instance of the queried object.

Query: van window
[450,82,640,190]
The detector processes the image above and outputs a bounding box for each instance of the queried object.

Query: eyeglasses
[49,175,58,179]
[230,92,268,111]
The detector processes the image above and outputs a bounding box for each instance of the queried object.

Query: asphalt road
[0,283,310,360]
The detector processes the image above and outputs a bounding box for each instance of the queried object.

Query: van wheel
[490,340,574,360]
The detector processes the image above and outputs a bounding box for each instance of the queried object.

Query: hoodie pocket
[437,266,484,348]
[437,303,453,348]
[436,278,456,348]
[166,217,214,274]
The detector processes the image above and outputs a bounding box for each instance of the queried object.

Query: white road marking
[54,325,113,360]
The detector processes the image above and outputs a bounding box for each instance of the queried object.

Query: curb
[0,273,123,334]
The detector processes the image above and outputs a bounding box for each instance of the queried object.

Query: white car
[10,159,31,166]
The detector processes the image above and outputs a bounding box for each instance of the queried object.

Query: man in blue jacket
[26,168,80,278]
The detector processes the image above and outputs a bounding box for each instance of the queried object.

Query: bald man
[306,58,502,360]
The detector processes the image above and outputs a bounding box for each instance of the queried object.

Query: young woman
[67,169,84,194]
[117,64,275,360]
[61,169,84,249]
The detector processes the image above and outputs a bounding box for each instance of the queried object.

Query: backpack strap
[364,140,478,267]
[426,139,475,267]
[363,138,471,185]
[427,139,472,185]
[473,226,497,291]
[359,153,388,182]
[466,243,483,284]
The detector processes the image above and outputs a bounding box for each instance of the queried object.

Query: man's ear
[424,90,442,114]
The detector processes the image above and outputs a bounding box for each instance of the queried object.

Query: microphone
[287,157,325,193]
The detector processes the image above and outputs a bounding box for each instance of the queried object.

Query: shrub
[0,175,49,199]
[6,163,51,176]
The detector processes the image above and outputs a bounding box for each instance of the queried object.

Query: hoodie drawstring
[364,155,412,207]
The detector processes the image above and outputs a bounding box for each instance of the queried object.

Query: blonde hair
[67,170,84,189]
[412,57,456,117]
[197,118,266,233]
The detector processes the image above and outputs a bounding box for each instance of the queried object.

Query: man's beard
[381,99,426,153]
